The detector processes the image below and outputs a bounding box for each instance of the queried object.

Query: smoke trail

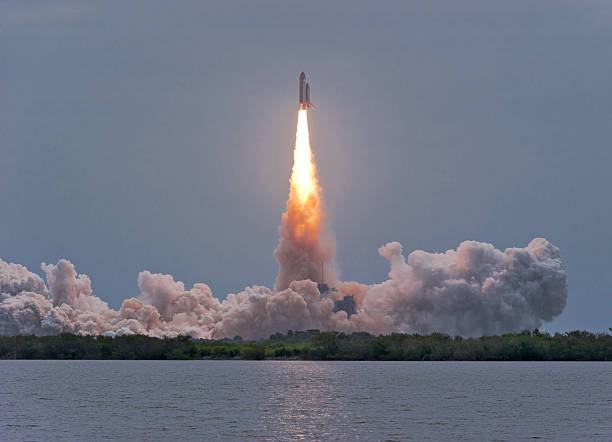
[274,109,337,291]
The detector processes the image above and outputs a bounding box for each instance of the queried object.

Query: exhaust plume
[274,109,336,291]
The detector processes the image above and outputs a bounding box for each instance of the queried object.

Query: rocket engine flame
[274,110,336,291]
[292,110,318,204]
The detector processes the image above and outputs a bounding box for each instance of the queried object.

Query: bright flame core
[286,109,322,244]
[293,110,318,203]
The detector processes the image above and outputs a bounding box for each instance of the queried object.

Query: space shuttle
[299,72,314,110]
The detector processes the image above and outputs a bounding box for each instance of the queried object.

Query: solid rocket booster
[299,72,313,110]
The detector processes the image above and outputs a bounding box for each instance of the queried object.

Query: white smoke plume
[42,259,108,314]
[273,227,337,292]
[0,260,48,298]
[0,237,568,339]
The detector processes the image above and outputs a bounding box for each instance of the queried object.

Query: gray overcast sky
[1,1,610,332]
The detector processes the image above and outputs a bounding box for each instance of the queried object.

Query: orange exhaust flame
[274,110,335,291]
[287,110,322,242]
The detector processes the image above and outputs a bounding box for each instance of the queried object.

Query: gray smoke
[0,237,568,339]
[350,238,568,337]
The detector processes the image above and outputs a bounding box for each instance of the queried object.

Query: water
[1,361,610,441]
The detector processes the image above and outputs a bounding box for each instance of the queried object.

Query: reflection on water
[1,361,611,441]
[255,362,351,440]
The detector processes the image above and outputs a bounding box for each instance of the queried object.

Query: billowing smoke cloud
[0,260,48,298]
[350,238,568,337]
[0,237,568,339]
[43,259,108,314]
[0,259,52,335]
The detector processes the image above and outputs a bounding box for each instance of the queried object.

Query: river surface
[1,361,610,441]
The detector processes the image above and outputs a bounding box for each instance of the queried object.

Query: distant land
[1,330,611,361]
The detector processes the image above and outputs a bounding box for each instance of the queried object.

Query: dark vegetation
[0,330,610,361]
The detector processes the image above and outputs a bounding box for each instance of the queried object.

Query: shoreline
[2,330,610,361]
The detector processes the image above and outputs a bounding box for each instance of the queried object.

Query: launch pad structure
[317,262,357,319]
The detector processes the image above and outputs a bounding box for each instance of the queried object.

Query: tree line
[0,330,610,361]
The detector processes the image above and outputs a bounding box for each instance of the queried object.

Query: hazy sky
[2,1,611,332]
